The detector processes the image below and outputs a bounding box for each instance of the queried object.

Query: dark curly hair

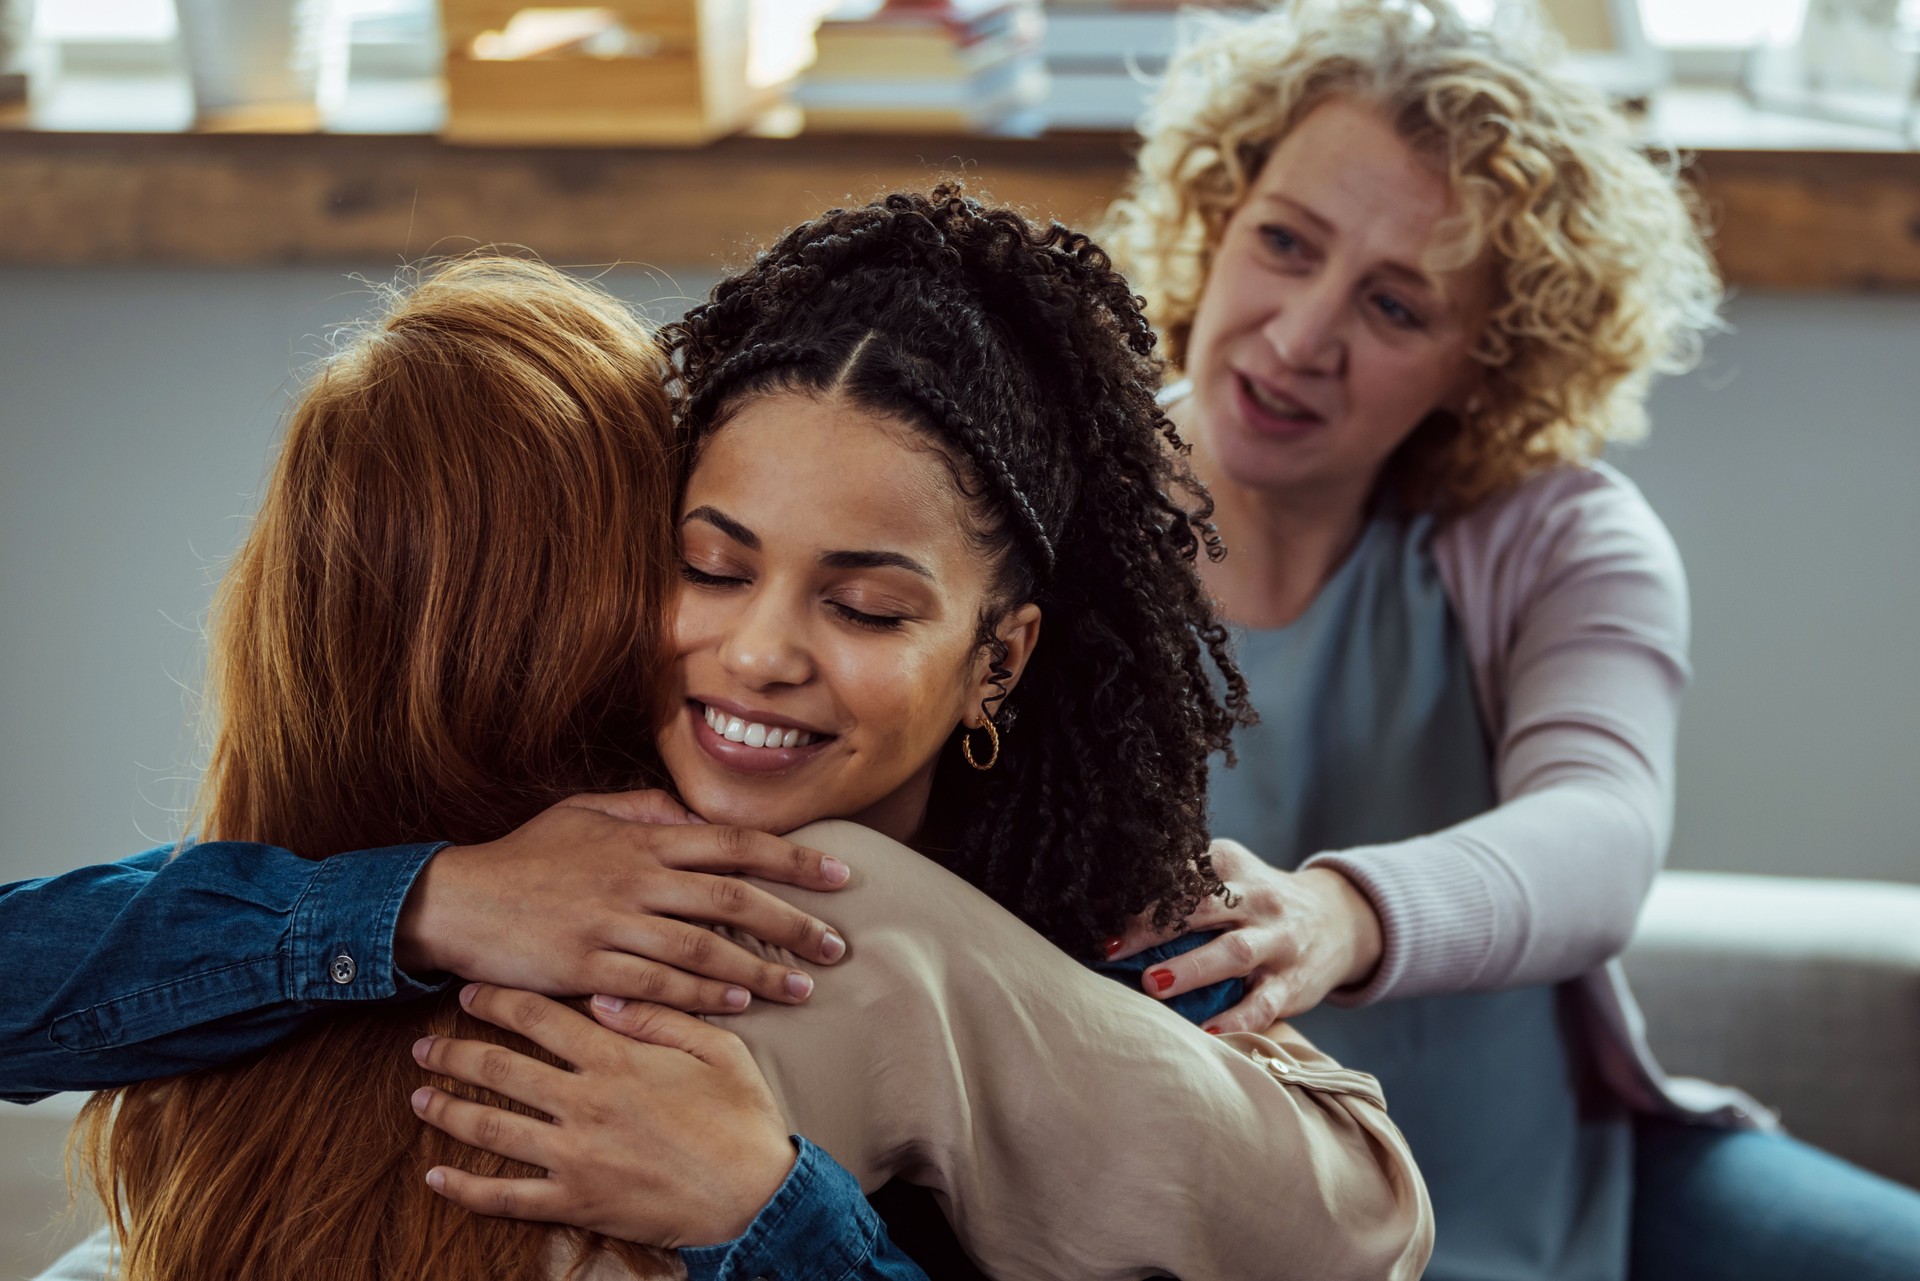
[667,185,1252,959]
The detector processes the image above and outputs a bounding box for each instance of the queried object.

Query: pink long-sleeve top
[1303,461,1768,1126]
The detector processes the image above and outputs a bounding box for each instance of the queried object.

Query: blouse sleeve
[719,821,1432,1281]
[1305,465,1688,1004]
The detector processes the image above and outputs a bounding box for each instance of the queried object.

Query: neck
[849,761,938,848]
[1176,403,1376,630]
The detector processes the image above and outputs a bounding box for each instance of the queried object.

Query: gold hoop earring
[962,717,1000,771]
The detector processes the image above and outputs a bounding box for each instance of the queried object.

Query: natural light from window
[32,0,1821,50]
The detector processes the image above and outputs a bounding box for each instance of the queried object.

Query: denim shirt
[2,843,1238,1279]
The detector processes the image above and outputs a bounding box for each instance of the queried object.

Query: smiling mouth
[697,702,825,750]
[1238,373,1323,423]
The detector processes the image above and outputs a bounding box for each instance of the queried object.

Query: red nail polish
[1148,968,1175,993]
[1103,937,1124,958]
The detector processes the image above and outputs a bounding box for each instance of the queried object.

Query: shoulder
[1437,462,1684,601]
[1447,463,1678,570]
[1432,462,1689,679]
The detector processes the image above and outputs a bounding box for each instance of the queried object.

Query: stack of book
[1040,0,1242,131]
[798,0,1047,133]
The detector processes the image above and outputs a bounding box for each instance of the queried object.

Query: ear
[971,603,1042,725]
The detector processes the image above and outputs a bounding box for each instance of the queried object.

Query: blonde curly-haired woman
[1099,2,1920,1278]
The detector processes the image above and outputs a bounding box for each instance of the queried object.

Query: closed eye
[680,563,745,588]
[828,601,906,631]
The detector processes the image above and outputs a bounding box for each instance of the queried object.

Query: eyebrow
[1260,193,1440,295]
[684,505,757,550]
[684,505,934,580]
[820,549,934,580]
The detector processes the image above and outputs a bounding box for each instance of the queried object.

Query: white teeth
[1246,377,1313,419]
[700,704,816,750]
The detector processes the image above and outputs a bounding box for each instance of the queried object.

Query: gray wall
[1,271,1916,886]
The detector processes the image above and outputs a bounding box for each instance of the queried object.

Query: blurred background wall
[2,268,1917,888]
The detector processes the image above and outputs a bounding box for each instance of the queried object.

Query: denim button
[329,952,357,985]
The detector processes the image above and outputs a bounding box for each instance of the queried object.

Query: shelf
[3,87,1917,290]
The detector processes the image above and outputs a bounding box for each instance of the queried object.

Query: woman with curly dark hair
[664,184,1243,955]
[17,195,1425,1281]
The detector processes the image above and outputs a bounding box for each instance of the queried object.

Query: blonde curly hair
[1102,0,1723,508]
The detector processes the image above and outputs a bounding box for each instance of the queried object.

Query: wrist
[1304,867,1384,989]
[702,1135,800,1247]
[393,843,468,976]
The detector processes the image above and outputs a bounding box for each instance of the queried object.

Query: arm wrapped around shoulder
[718,821,1432,1281]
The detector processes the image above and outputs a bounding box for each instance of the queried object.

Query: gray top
[1210,508,1632,1281]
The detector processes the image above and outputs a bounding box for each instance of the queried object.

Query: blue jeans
[1631,1116,1920,1281]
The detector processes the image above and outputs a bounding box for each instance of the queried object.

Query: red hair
[76,258,681,1278]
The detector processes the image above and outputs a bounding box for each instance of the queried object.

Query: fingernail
[1104,937,1124,958]
[1205,1027,1223,1035]
[459,982,479,1008]
[724,986,751,1009]
[785,971,814,1001]
[411,1036,435,1062]
[821,856,850,886]
[592,994,626,1014]
[411,1087,433,1112]
[820,931,846,962]
[425,1168,446,1191]
[1147,968,1175,993]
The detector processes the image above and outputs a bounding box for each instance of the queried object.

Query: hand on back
[412,983,795,1248]
[394,789,850,1014]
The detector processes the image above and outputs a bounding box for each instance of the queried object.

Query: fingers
[456,984,624,1069]
[645,867,845,969]
[411,1085,555,1169]
[647,823,851,896]
[1199,976,1289,1036]
[412,1030,576,1113]
[1178,887,1248,932]
[563,789,699,827]
[1102,911,1184,963]
[423,1165,571,1225]
[589,998,744,1068]
[589,948,764,1012]
[1139,928,1268,1002]
[599,916,811,1009]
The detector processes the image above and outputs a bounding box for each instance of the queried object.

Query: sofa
[4,870,1917,1279]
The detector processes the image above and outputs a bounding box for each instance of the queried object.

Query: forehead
[686,391,971,553]
[1251,97,1460,251]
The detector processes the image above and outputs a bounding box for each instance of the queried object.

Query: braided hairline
[890,371,1059,580]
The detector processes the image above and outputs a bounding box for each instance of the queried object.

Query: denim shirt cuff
[681,1137,880,1281]
[289,842,450,1001]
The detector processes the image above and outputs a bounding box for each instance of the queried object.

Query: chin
[1212,430,1319,494]
[680,776,823,835]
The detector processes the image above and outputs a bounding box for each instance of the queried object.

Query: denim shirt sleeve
[1,840,448,1102]
[681,1138,929,1281]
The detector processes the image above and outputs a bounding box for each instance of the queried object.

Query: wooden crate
[440,0,786,146]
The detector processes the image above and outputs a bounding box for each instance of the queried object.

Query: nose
[717,584,812,690]
[1260,275,1345,377]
